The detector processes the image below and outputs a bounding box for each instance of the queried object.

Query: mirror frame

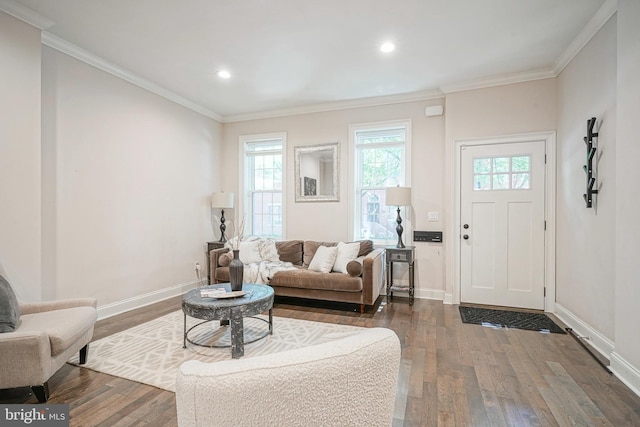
[294,142,340,202]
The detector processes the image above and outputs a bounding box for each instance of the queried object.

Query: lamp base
[395,207,405,248]
[218,209,228,242]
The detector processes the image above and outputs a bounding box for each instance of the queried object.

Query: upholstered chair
[0,274,98,402]
[176,327,401,427]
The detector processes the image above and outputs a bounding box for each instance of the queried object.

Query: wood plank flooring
[2,295,640,426]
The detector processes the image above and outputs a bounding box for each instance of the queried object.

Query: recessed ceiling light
[380,42,395,53]
[217,70,231,79]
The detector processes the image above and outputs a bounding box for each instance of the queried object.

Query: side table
[206,241,226,284]
[385,246,415,305]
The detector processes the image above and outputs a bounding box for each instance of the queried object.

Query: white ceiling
[5,0,610,121]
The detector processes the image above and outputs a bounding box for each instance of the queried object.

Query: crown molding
[553,0,617,75]
[0,0,54,29]
[41,32,224,122]
[440,68,557,94]
[222,89,444,123]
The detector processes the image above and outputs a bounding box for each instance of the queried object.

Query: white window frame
[239,132,287,239]
[348,120,412,244]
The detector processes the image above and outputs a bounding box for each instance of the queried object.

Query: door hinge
[544,287,546,297]
[545,154,547,164]
[544,220,547,230]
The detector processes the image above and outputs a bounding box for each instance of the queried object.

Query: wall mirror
[294,143,339,202]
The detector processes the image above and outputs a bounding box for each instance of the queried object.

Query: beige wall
[0,12,42,301]
[614,0,640,388]
[443,79,558,302]
[222,101,447,298]
[556,16,617,341]
[41,47,223,307]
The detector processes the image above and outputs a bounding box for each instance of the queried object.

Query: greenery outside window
[350,121,411,243]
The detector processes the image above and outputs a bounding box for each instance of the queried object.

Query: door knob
[463,224,469,229]
[463,234,469,240]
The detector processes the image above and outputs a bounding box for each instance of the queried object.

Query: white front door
[460,140,546,310]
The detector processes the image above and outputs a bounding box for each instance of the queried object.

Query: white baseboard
[610,352,640,398]
[553,303,615,360]
[545,304,640,399]
[414,288,445,301]
[443,293,454,305]
[97,281,201,320]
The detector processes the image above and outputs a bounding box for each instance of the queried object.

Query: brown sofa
[209,240,385,313]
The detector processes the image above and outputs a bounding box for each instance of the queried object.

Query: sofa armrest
[0,331,51,387]
[19,298,97,315]
[209,247,231,284]
[362,248,385,305]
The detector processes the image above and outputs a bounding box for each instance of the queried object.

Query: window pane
[474,174,491,190]
[512,156,530,172]
[356,128,405,144]
[245,136,284,238]
[493,157,510,173]
[474,158,491,174]
[512,173,530,189]
[360,147,403,187]
[357,189,397,240]
[493,174,510,189]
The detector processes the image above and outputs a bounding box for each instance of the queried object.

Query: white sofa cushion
[332,241,361,274]
[308,245,338,273]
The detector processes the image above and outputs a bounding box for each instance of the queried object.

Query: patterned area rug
[68,311,363,392]
[459,306,566,334]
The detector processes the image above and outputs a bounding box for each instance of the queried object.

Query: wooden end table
[385,246,415,305]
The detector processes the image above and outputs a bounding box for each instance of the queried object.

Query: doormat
[458,306,566,334]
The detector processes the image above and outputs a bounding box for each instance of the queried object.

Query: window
[473,155,531,191]
[242,134,285,238]
[350,121,411,243]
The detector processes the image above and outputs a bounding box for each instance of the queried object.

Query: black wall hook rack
[583,117,598,208]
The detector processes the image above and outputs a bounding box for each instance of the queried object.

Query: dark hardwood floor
[3,295,640,426]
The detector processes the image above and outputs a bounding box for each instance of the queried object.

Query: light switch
[428,211,439,222]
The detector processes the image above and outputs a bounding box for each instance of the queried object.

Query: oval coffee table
[182,283,274,359]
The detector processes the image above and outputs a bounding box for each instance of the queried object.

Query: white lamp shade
[385,186,412,206]
[211,191,234,209]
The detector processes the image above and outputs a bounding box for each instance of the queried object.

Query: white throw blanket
[244,261,298,284]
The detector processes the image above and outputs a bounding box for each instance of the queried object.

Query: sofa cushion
[308,246,338,273]
[0,274,21,333]
[358,240,374,257]
[333,242,361,274]
[18,307,97,356]
[259,239,280,262]
[302,241,338,267]
[346,258,364,277]
[219,251,232,267]
[239,241,262,264]
[276,240,304,265]
[270,269,363,292]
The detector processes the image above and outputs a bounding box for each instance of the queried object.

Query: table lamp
[385,186,412,248]
[211,191,234,242]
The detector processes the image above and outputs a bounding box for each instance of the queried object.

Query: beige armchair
[176,327,401,427]
[0,298,98,402]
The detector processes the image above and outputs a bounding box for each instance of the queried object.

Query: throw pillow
[239,240,263,264]
[346,258,364,277]
[308,245,338,273]
[333,241,361,273]
[0,274,21,333]
[259,239,280,262]
[218,251,232,267]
